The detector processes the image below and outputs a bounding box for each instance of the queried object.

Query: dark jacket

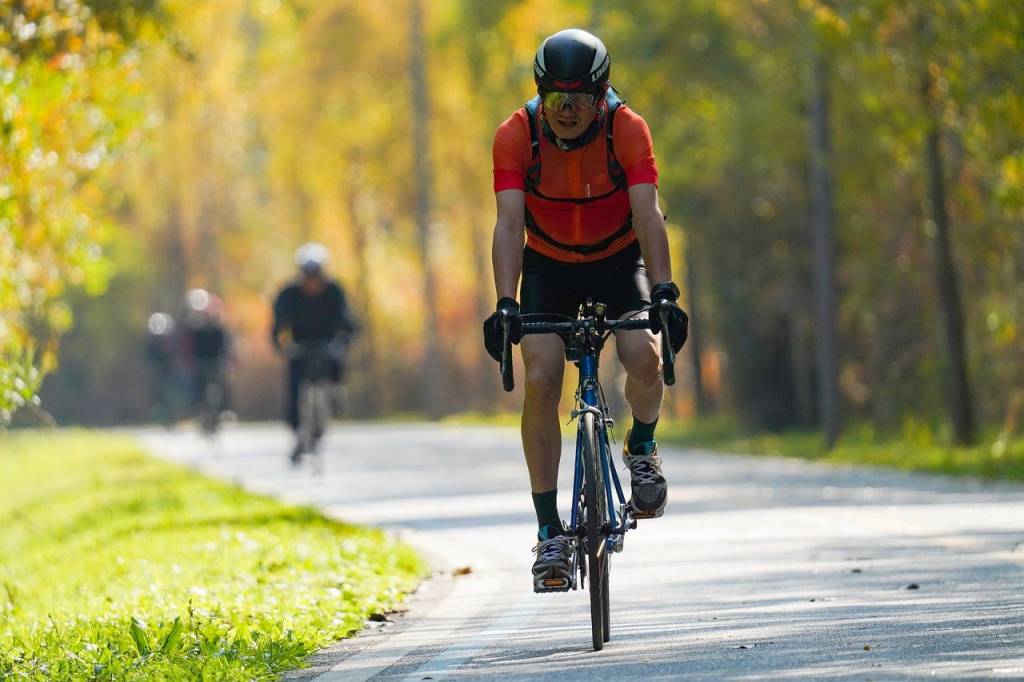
[271,280,358,346]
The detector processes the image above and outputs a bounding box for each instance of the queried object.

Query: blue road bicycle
[499,299,677,651]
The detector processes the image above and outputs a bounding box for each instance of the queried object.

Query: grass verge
[0,431,424,680]
[440,412,521,428]
[660,415,1024,481]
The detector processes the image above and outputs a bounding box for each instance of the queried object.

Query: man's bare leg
[615,321,668,517]
[521,334,566,536]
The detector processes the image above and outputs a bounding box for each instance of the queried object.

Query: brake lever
[658,303,676,386]
[500,311,515,392]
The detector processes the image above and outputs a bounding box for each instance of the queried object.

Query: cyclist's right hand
[649,282,689,353]
[273,328,293,353]
[482,297,522,362]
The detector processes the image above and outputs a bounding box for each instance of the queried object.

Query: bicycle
[195,357,228,439]
[289,340,340,474]
[498,298,677,651]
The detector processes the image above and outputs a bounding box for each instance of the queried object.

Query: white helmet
[294,242,330,276]
[147,312,175,336]
[186,288,211,313]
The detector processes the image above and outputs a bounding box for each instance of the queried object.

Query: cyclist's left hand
[482,297,522,362]
[650,282,689,353]
[327,338,348,359]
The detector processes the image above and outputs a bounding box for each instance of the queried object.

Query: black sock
[532,489,561,536]
[629,415,659,451]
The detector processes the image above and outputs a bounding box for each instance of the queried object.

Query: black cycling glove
[482,297,523,362]
[649,282,689,353]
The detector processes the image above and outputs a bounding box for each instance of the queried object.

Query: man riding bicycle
[482,29,688,591]
[180,289,232,422]
[272,243,359,463]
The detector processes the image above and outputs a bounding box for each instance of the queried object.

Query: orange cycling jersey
[493,96,658,263]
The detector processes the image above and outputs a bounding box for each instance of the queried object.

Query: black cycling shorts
[519,240,650,320]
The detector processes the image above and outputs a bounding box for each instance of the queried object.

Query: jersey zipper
[570,151,583,262]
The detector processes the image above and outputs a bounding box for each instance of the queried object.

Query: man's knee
[521,337,564,407]
[619,336,661,387]
[524,367,562,406]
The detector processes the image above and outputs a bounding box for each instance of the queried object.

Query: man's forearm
[492,223,525,301]
[634,210,672,284]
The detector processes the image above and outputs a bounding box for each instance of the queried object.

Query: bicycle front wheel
[581,412,608,651]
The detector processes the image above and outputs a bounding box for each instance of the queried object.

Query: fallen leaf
[453,566,473,576]
[864,645,871,651]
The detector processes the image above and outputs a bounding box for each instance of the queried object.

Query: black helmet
[533,28,610,93]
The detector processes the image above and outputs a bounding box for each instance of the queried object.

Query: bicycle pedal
[628,504,664,520]
[534,577,571,593]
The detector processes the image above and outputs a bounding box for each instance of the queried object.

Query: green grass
[440,411,521,428]
[660,415,1024,481]
[0,431,425,681]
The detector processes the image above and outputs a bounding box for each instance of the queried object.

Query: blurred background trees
[4,0,1022,447]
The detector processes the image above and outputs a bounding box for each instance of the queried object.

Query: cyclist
[482,29,688,590]
[145,312,180,425]
[179,289,232,421]
[271,243,359,463]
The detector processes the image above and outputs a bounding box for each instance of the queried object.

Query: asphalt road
[139,423,1024,680]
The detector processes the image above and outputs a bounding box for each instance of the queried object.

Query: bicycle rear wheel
[200,383,223,437]
[582,412,608,651]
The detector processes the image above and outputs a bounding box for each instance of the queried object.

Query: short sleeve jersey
[492,103,658,263]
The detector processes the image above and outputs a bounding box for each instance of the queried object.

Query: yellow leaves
[996,151,1024,216]
[986,311,1018,349]
[800,0,850,38]
[0,4,145,420]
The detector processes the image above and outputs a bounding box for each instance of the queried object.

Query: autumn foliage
[3,1,1022,443]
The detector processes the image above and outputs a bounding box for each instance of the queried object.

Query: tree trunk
[787,279,815,427]
[685,245,707,417]
[922,70,977,445]
[163,200,190,307]
[808,51,841,448]
[345,185,378,418]
[409,0,444,418]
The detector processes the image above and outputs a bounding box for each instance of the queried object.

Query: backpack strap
[604,87,627,189]
[524,96,542,193]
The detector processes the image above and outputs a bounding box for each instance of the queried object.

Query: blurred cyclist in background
[145,311,181,425]
[179,288,232,424]
[271,243,359,462]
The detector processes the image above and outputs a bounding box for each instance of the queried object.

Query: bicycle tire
[298,383,316,454]
[200,383,222,437]
[582,412,606,651]
[600,432,611,643]
[602,553,610,642]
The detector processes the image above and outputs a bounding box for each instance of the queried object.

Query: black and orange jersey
[493,94,658,263]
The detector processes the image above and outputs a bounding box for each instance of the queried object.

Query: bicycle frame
[568,336,632,549]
